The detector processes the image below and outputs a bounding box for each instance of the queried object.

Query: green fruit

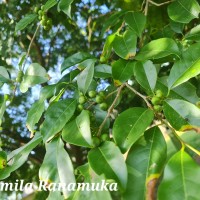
[0,151,7,170]
[153,105,162,112]
[101,134,110,141]
[42,15,48,21]
[151,96,161,105]
[41,5,45,11]
[34,6,39,13]
[38,10,43,16]
[79,96,86,104]
[16,70,24,83]
[196,101,200,108]
[92,137,101,147]
[88,90,96,98]
[155,90,163,98]
[95,95,104,104]
[47,19,52,25]
[100,56,107,63]
[40,19,47,26]
[99,91,105,97]
[99,102,108,111]
[38,16,42,20]
[77,104,84,111]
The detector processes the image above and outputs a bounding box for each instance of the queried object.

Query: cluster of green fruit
[92,133,110,147]
[78,90,108,111]
[34,5,52,31]
[0,151,7,170]
[151,90,164,112]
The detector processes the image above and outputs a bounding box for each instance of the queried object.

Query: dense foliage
[1,0,200,199]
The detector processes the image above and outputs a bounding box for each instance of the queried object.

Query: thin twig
[105,89,118,99]
[125,83,152,109]
[97,84,125,136]
[22,24,41,71]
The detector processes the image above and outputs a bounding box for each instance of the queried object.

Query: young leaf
[163,99,200,130]
[168,42,200,89]
[0,133,42,180]
[185,25,200,41]
[124,11,146,37]
[58,0,74,18]
[135,38,180,61]
[113,30,137,60]
[123,127,167,200]
[158,149,200,200]
[15,14,37,32]
[134,61,157,94]
[39,138,75,198]
[62,110,93,147]
[168,0,200,23]
[77,60,94,94]
[20,63,49,93]
[0,66,10,83]
[41,99,76,142]
[112,59,135,82]
[61,52,92,73]
[94,64,112,78]
[88,141,128,189]
[113,108,154,153]
[43,0,57,11]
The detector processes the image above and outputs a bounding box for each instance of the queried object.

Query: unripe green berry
[100,56,106,63]
[88,90,96,98]
[34,6,39,13]
[77,104,84,111]
[99,102,108,111]
[92,137,101,147]
[196,101,200,108]
[47,19,52,25]
[153,105,162,112]
[38,10,43,16]
[79,96,86,104]
[95,95,104,104]
[155,90,163,98]
[38,16,42,20]
[41,5,45,11]
[101,133,110,142]
[99,91,105,97]
[151,96,161,105]
[16,70,24,83]
[42,15,48,21]
[0,151,7,170]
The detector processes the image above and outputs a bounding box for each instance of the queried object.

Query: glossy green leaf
[0,66,10,83]
[185,25,200,41]
[41,99,76,142]
[39,84,56,101]
[0,133,42,180]
[168,0,200,23]
[169,20,185,34]
[62,110,93,147]
[61,52,92,73]
[158,149,200,200]
[88,141,127,189]
[112,59,135,82]
[135,38,180,61]
[168,43,200,89]
[15,14,37,32]
[113,30,137,60]
[20,63,49,93]
[58,0,74,18]
[134,61,157,93]
[163,99,200,130]
[113,108,154,153]
[47,192,64,200]
[77,60,94,94]
[94,64,112,78]
[39,138,75,198]
[43,0,57,11]
[124,11,146,37]
[0,95,7,126]
[123,127,167,200]
[156,77,199,104]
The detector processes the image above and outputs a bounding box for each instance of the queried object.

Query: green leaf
[113,108,154,153]
[58,0,74,18]
[47,192,64,200]
[185,25,200,41]
[43,0,58,11]
[41,99,76,142]
[94,64,112,78]
[158,149,200,200]
[112,59,135,82]
[88,141,127,189]
[0,95,7,126]
[20,63,49,93]
[0,133,42,180]
[61,52,92,73]
[77,60,94,94]
[168,43,200,89]
[0,66,10,83]
[134,61,157,94]
[168,0,200,23]
[15,14,37,32]
[163,99,200,130]
[124,11,146,37]
[135,38,180,61]
[62,110,93,148]
[123,127,167,200]
[39,138,75,198]
[113,30,137,60]
[39,84,56,101]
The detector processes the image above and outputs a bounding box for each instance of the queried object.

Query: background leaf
[58,0,74,18]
